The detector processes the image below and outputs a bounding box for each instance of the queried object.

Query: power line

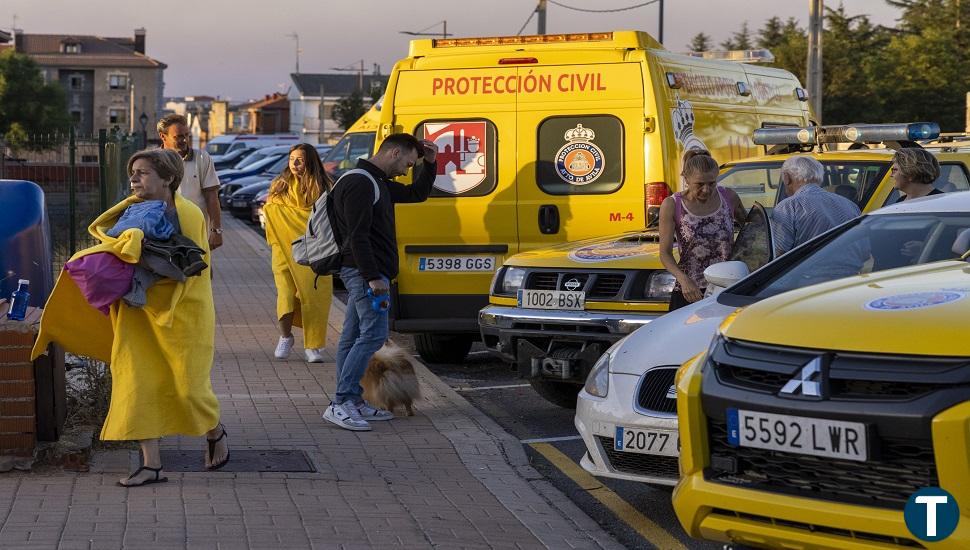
[516,7,538,35]
[547,0,659,13]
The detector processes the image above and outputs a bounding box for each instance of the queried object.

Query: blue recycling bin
[0,180,54,307]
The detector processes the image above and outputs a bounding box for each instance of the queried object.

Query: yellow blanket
[31,195,219,441]
[263,177,332,349]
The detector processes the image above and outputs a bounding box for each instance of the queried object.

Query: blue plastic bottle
[366,287,390,314]
[6,279,30,321]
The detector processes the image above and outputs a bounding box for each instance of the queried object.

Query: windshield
[235,150,270,170]
[732,212,970,300]
[206,142,231,155]
[323,132,375,179]
[238,154,281,173]
[718,160,890,210]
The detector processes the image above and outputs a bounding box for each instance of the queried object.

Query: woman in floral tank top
[659,149,746,311]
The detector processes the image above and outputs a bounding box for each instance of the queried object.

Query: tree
[721,21,753,50]
[0,49,72,146]
[687,32,712,52]
[331,90,368,131]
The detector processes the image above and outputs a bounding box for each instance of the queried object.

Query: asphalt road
[415,343,720,550]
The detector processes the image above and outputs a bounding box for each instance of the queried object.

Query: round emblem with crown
[555,124,605,185]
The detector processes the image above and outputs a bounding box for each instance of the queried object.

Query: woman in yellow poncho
[264,143,333,362]
[31,149,229,487]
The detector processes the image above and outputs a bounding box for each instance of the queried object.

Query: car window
[883,162,970,205]
[323,132,375,179]
[206,142,230,155]
[718,165,781,209]
[722,161,889,213]
[536,115,624,195]
[227,142,247,152]
[235,151,268,170]
[730,203,773,273]
[737,212,970,299]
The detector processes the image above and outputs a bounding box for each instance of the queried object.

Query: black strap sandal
[118,466,168,487]
[206,425,230,471]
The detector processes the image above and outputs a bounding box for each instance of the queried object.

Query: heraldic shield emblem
[555,123,605,185]
[423,121,488,194]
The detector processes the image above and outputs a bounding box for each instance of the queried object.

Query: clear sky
[3,0,899,101]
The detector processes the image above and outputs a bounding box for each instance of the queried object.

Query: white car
[575,190,970,486]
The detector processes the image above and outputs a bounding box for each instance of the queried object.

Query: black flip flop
[118,466,168,487]
[206,425,230,471]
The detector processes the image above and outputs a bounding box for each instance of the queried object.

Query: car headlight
[501,267,526,294]
[584,351,611,398]
[645,270,676,300]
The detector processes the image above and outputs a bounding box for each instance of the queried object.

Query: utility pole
[359,59,364,92]
[658,0,664,45]
[537,0,547,35]
[318,83,326,144]
[806,0,823,123]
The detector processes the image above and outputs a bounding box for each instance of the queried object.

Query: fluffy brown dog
[361,342,422,416]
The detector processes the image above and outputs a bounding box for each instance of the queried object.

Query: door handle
[538,204,560,234]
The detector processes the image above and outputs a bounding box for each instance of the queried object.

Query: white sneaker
[305,348,325,363]
[322,402,371,431]
[355,402,394,421]
[274,336,294,359]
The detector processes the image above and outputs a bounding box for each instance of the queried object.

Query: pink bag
[64,253,134,315]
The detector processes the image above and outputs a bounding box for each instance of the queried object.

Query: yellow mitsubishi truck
[481,123,970,406]
[376,30,811,362]
[673,191,970,548]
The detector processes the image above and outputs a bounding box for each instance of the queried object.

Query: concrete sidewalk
[0,216,623,550]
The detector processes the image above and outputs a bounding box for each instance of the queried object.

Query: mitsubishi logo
[564,278,582,291]
[779,356,825,398]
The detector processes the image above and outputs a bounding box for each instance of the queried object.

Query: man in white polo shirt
[157,114,223,250]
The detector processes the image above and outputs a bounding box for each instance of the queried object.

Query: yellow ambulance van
[376,31,811,362]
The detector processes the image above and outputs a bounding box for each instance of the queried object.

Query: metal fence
[1,127,138,272]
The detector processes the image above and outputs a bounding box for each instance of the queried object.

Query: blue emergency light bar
[752,122,940,146]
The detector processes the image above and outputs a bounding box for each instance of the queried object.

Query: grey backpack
[291,169,380,276]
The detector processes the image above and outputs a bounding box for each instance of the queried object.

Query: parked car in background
[219,145,331,209]
[229,181,272,219]
[673,197,970,548]
[208,134,299,170]
[216,152,286,188]
[322,105,379,180]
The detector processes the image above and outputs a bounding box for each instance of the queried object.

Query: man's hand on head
[419,140,438,164]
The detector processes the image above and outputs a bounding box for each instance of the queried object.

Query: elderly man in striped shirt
[771,156,862,256]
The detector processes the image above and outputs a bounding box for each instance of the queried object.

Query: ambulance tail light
[645,182,670,225]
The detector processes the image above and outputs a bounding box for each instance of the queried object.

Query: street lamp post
[399,20,452,40]
[138,112,148,148]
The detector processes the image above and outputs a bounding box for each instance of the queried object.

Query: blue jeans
[334,267,388,404]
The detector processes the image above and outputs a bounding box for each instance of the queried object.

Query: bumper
[479,305,660,361]
[673,353,970,549]
[575,377,679,486]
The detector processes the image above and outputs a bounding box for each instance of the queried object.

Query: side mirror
[704,261,750,291]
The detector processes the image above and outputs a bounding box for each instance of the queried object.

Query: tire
[414,333,474,364]
[529,379,580,409]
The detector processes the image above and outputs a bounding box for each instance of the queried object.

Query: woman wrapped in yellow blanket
[264,143,333,363]
[31,149,229,487]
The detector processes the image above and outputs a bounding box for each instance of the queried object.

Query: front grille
[588,274,625,298]
[529,272,558,290]
[830,379,948,400]
[710,508,924,548]
[718,365,791,393]
[706,419,938,510]
[636,367,677,414]
[511,322,611,335]
[595,436,679,479]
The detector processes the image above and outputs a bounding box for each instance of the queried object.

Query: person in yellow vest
[264,143,333,362]
[31,148,229,487]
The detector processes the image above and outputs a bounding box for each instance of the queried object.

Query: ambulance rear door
[515,61,647,252]
[390,66,518,333]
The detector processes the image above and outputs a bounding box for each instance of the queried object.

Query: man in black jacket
[323,133,438,431]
